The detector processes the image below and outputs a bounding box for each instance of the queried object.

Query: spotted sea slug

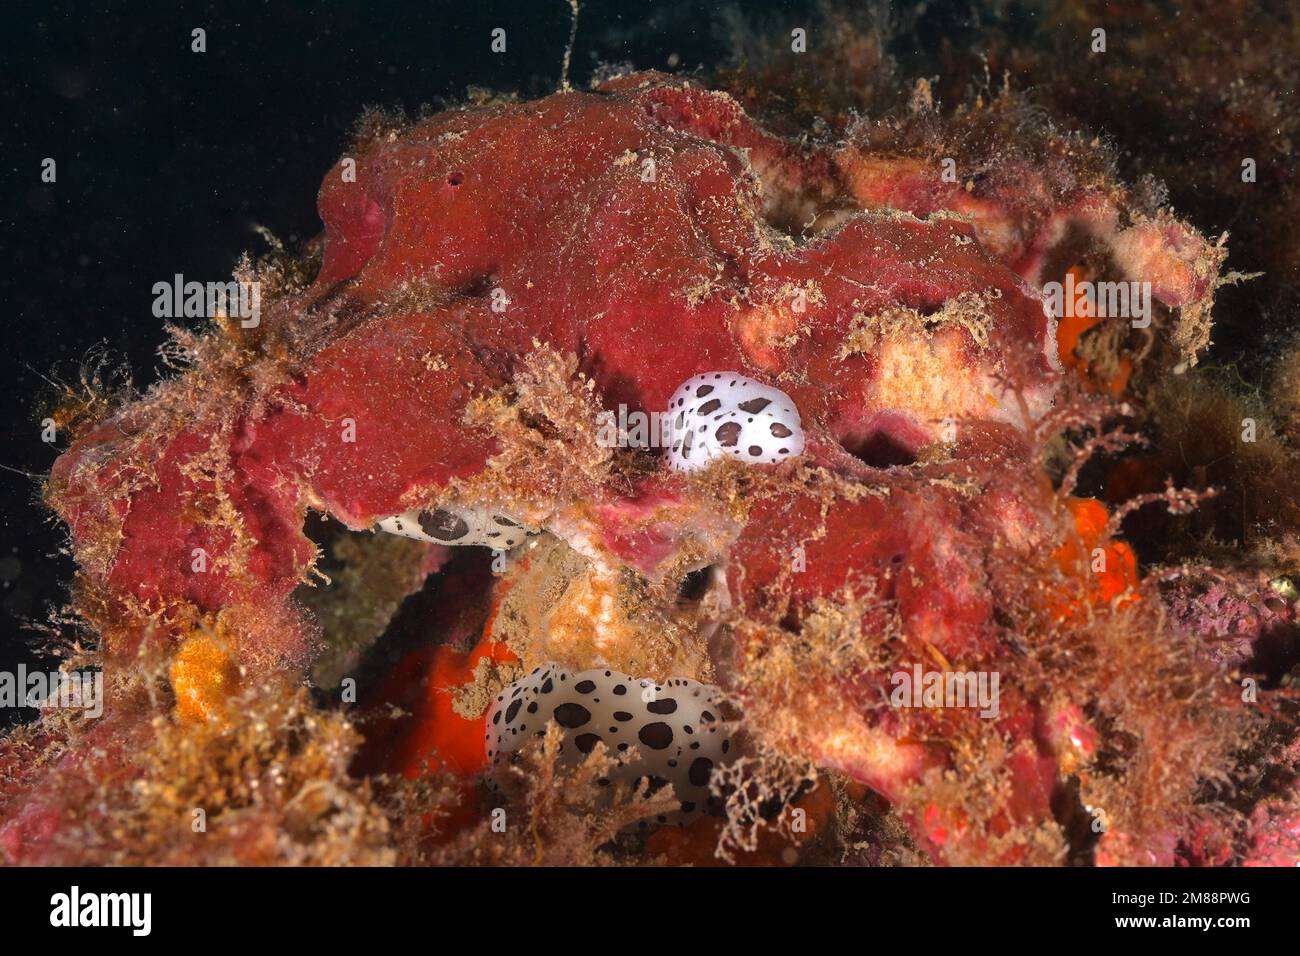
[487,664,734,820]
[666,372,804,472]
[377,504,539,549]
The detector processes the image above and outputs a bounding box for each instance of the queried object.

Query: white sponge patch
[665,372,804,472]
[376,504,539,549]
[487,664,733,821]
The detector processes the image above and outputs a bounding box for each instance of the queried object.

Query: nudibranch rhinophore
[488,664,734,821]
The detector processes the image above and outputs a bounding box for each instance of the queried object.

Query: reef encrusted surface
[4,69,1296,866]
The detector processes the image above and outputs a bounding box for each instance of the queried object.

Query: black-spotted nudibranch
[376,503,540,548]
[666,372,805,472]
[487,664,734,822]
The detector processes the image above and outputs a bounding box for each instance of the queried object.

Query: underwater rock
[8,70,1280,867]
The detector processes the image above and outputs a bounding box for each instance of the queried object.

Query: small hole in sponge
[447,170,465,187]
[843,432,918,469]
[676,566,716,604]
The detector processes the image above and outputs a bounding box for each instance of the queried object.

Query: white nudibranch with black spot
[487,664,734,822]
[665,372,805,472]
[376,503,540,549]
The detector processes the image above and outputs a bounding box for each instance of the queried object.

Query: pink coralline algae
[7,72,1290,867]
